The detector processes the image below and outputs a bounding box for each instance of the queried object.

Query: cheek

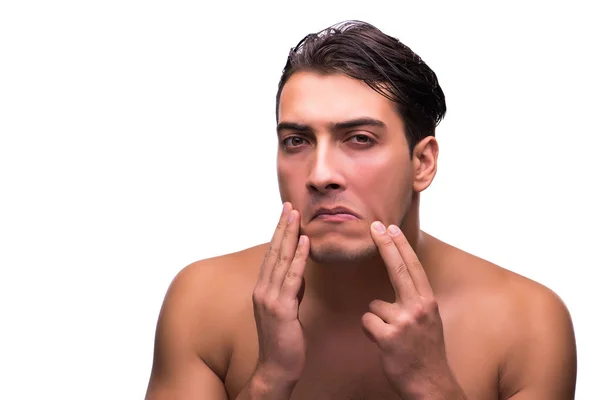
[277,161,301,201]
[352,157,412,218]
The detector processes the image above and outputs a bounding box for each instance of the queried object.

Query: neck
[303,194,427,312]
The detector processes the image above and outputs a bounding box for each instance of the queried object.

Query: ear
[412,136,439,193]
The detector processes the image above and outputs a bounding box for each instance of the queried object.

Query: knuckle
[264,244,278,262]
[265,296,279,309]
[369,299,386,314]
[413,303,426,318]
[393,261,409,277]
[360,314,371,331]
[259,295,279,312]
[252,289,266,304]
[410,301,436,322]
[276,252,292,266]
[293,244,305,260]
[266,244,274,256]
[276,220,286,231]
[368,299,379,310]
[285,269,300,282]
[395,235,409,247]
[252,289,281,311]
[394,310,411,326]
[423,297,439,313]
[409,260,422,271]
[380,328,398,345]
[390,303,403,318]
[382,236,396,247]
[282,220,293,233]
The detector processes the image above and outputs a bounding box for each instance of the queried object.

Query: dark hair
[275,20,446,154]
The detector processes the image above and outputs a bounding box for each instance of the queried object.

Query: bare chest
[224,311,499,400]
[289,327,402,400]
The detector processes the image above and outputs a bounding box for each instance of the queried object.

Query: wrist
[393,369,467,400]
[247,365,300,399]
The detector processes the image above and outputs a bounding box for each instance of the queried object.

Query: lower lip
[314,213,358,222]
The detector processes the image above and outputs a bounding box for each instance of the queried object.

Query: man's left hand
[361,221,467,399]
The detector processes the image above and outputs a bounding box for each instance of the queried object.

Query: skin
[145,71,577,399]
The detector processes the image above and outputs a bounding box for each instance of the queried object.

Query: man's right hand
[248,202,309,397]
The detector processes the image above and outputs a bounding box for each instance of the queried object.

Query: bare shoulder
[170,242,268,305]
[145,243,268,399]
[429,234,571,314]
[488,261,577,399]
[162,243,268,367]
[432,236,577,399]
[468,247,570,327]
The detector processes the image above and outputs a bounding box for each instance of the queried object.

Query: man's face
[276,71,415,264]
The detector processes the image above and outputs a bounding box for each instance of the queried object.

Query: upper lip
[312,206,359,220]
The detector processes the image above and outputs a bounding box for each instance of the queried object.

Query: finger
[370,221,418,302]
[257,202,292,285]
[361,312,390,344]
[269,209,300,290]
[279,235,309,302]
[368,299,398,324]
[388,224,434,298]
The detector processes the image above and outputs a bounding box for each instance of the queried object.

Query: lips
[312,206,359,220]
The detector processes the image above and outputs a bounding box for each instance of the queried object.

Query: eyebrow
[276,117,386,135]
[332,117,385,130]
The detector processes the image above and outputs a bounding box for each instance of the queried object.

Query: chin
[308,240,378,265]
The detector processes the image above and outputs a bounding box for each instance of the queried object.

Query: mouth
[312,206,360,222]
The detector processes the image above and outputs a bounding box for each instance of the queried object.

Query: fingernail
[288,210,295,223]
[388,225,400,236]
[298,235,306,246]
[372,221,386,233]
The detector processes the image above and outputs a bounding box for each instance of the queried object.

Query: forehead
[278,71,400,126]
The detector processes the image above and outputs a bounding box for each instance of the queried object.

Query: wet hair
[275,20,446,154]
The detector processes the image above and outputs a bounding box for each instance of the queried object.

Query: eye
[348,134,374,145]
[282,136,308,148]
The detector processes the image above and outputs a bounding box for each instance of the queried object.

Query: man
[145,21,577,399]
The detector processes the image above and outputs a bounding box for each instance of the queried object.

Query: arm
[146,204,309,400]
[499,286,577,400]
[145,263,230,400]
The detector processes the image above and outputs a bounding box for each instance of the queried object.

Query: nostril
[307,181,343,194]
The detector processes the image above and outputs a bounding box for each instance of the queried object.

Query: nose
[306,142,346,194]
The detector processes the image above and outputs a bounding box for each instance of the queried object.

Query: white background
[1,1,598,399]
